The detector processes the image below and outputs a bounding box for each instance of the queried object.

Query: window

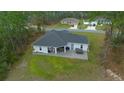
[39,47,42,51]
[81,45,83,49]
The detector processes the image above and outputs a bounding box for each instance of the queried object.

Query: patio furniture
[75,48,83,54]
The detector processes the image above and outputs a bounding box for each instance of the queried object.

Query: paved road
[46,28,105,34]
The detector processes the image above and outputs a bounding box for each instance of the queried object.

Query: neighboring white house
[33,30,89,54]
[83,21,98,30]
[83,21,90,25]
[90,21,98,26]
[83,21,97,25]
[61,18,79,29]
[95,17,112,25]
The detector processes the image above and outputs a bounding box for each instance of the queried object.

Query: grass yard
[78,20,88,29]
[6,32,105,80]
[78,24,88,29]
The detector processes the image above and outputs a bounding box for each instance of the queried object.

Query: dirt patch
[6,32,45,81]
[106,69,122,80]
[101,33,124,80]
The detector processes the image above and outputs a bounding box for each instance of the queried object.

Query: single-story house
[95,17,112,25]
[90,21,98,26]
[83,21,97,26]
[83,21,97,30]
[61,18,79,29]
[33,30,89,54]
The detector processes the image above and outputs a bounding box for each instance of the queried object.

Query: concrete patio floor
[33,51,88,60]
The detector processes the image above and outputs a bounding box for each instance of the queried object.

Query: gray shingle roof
[33,30,88,47]
[95,17,112,23]
[61,18,79,25]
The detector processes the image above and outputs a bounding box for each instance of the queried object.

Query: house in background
[84,21,97,26]
[83,20,98,30]
[83,21,90,25]
[90,21,98,26]
[33,30,89,55]
[61,18,79,29]
[95,17,112,25]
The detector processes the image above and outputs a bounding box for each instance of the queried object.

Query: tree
[0,12,30,80]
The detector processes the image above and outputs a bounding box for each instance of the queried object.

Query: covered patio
[47,46,69,54]
[33,50,88,60]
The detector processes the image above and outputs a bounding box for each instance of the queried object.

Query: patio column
[64,46,66,53]
[54,47,57,54]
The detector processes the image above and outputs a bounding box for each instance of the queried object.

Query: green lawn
[78,20,88,29]
[78,24,88,29]
[7,32,105,80]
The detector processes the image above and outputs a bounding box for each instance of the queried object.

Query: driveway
[46,28,105,34]
[85,26,96,30]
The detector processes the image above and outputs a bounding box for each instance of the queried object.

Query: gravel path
[6,54,44,81]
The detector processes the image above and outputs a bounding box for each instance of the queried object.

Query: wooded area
[0,11,86,80]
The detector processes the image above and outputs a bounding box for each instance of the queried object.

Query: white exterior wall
[67,42,88,51]
[66,42,71,48]
[73,43,88,51]
[73,43,82,50]
[91,21,98,25]
[69,24,78,29]
[33,43,88,53]
[84,21,97,25]
[83,21,90,25]
[82,44,88,51]
[33,45,48,53]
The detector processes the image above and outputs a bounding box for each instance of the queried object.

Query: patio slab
[33,51,88,60]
